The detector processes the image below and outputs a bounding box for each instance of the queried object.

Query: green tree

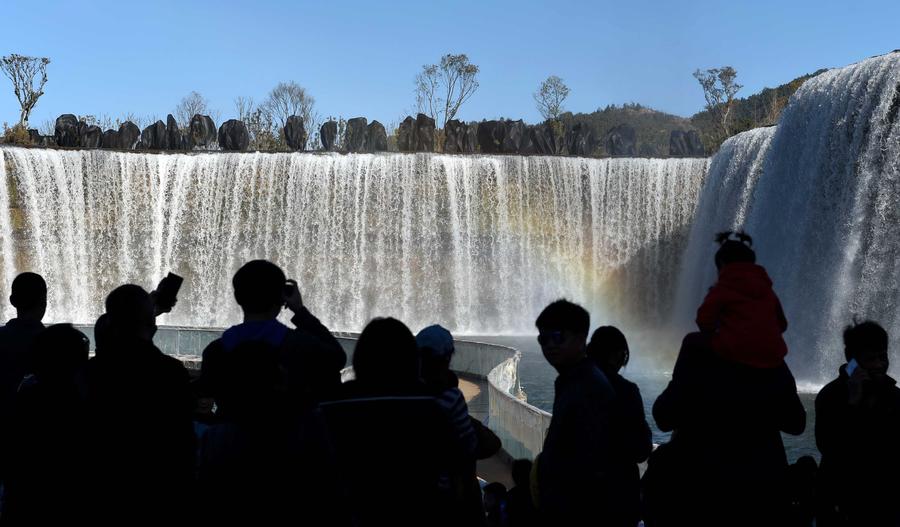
[534,75,570,121]
[693,66,742,137]
[415,54,480,129]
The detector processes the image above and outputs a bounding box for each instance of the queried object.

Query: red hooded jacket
[696,262,788,368]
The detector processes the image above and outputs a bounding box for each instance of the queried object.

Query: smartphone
[155,272,184,309]
[846,358,859,376]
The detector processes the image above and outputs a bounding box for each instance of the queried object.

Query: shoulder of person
[815,376,848,403]
[613,374,641,397]
[156,350,190,378]
[201,337,225,357]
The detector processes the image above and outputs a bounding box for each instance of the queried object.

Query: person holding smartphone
[815,321,900,526]
[199,260,346,408]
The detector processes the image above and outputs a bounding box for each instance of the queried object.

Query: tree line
[1,51,817,153]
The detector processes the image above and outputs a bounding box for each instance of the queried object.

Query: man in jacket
[200,260,346,408]
[816,321,900,526]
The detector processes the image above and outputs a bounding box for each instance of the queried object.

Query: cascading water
[0,149,706,334]
[675,127,776,322]
[676,51,900,381]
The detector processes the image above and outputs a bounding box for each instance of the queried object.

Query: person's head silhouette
[232,260,287,321]
[10,272,47,321]
[353,317,420,387]
[587,325,630,376]
[535,299,589,372]
[104,284,157,344]
[843,320,889,377]
[714,231,756,271]
[32,323,89,382]
[416,324,454,386]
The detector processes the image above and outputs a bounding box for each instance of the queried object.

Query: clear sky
[1,0,898,130]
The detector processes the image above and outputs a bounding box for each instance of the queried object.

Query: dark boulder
[366,121,388,152]
[189,114,216,149]
[414,113,435,152]
[639,143,660,157]
[605,124,637,156]
[54,114,80,147]
[518,127,536,154]
[566,122,595,156]
[345,117,368,153]
[669,129,705,156]
[530,123,563,155]
[463,124,478,153]
[141,120,167,150]
[397,116,415,152]
[502,120,527,153]
[117,121,140,150]
[166,114,185,150]
[320,120,338,150]
[102,129,119,149]
[443,120,467,154]
[218,119,250,151]
[284,115,307,150]
[27,129,56,147]
[477,120,506,154]
[79,124,103,148]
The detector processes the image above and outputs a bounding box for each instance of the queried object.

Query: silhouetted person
[92,312,111,357]
[815,321,900,526]
[85,284,195,522]
[197,340,342,525]
[342,317,427,398]
[0,273,47,421]
[483,482,509,527]
[418,324,500,524]
[646,332,805,527]
[326,317,459,526]
[534,299,615,525]
[2,324,89,524]
[200,260,345,407]
[786,455,818,527]
[418,324,495,458]
[506,459,537,527]
[587,326,652,527]
[696,231,788,368]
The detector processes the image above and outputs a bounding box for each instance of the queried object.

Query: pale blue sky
[1,0,898,129]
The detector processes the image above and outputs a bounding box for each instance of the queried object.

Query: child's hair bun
[714,230,756,269]
[715,230,753,247]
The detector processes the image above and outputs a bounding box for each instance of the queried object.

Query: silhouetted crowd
[0,232,897,526]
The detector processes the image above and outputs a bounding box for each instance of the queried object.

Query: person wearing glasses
[534,299,615,525]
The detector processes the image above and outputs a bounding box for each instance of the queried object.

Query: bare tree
[234,96,255,122]
[1,54,50,128]
[234,96,279,150]
[415,54,479,129]
[121,112,148,129]
[174,91,219,128]
[694,66,742,136]
[534,75,570,121]
[262,81,316,131]
[39,119,55,136]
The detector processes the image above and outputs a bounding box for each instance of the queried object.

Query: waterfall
[0,152,15,321]
[676,51,900,380]
[0,149,706,334]
[674,127,776,325]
